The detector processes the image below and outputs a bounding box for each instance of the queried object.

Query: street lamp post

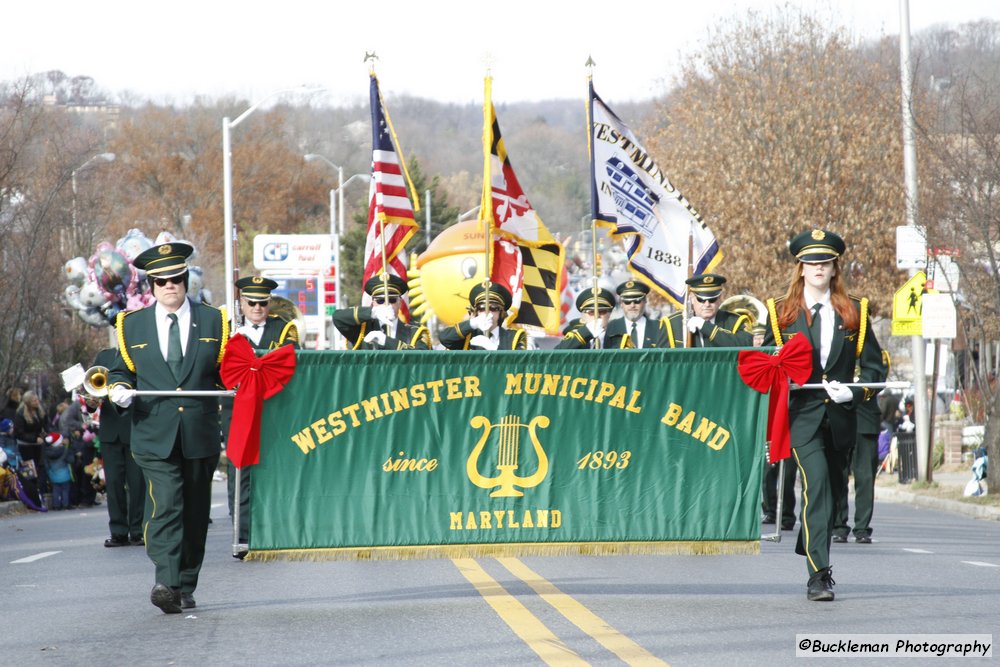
[223,86,323,330]
[70,152,115,252]
[304,153,370,313]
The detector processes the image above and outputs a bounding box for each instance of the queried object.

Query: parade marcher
[556,287,632,349]
[227,276,300,551]
[107,241,228,614]
[666,273,753,348]
[833,348,890,544]
[439,282,526,350]
[762,229,883,601]
[604,280,670,349]
[332,275,430,350]
[94,347,144,547]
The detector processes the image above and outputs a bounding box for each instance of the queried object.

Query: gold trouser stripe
[498,557,669,667]
[143,478,155,548]
[452,558,587,666]
[792,448,819,572]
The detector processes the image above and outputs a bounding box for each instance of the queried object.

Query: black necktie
[252,324,261,330]
[630,321,638,349]
[809,304,823,370]
[167,313,183,380]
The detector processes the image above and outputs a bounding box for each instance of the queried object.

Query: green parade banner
[250,348,767,560]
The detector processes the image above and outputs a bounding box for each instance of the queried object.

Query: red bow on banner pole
[220,335,297,468]
[737,333,813,462]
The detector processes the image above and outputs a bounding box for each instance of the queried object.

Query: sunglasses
[245,299,269,308]
[476,305,503,313]
[621,298,645,305]
[695,296,720,304]
[373,296,399,305]
[152,275,185,287]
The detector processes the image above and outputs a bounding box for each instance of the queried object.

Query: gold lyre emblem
[466,415,550,497]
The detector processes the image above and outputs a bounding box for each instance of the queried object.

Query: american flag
[362,74,417,317]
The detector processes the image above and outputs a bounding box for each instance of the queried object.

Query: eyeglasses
[476,305,503,313]
[373,296,399,305]
[621,298,645,305]
[245,299,269,308]
[152,275,185,287]
[695,296,720,304]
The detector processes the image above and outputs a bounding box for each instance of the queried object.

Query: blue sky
[6,0,997,105]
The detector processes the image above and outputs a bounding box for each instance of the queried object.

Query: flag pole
[586,59,601,347]
[367,55,390,298]
[481,74,494,298]
[683,225,694,348]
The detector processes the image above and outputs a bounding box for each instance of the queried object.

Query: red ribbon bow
[737,333,813,462]
[220,335,297,468]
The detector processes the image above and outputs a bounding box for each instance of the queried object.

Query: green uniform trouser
[792,426,850,575]
[102,440,145,539]
[133,434,219,594]
[833,432,878,538]
[762,460,797,524]
[226,461,251,543]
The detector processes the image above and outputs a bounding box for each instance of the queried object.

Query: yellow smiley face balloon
[415,220,489,325]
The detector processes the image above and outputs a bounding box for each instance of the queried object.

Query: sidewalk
[875,468,999,521]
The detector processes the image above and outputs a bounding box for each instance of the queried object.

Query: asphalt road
[3,486,997,666]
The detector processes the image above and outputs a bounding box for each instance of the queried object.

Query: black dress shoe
[104,535,129,548]
[806,568,835,601]
[855,535,872,544]
[832,534,848,543]
[180,592,196,610]
[150,584,182,614]
[129,536,145,546]
[761,513,776,524]
[781,520,796,530]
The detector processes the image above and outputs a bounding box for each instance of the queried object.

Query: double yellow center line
[453,557,668,666]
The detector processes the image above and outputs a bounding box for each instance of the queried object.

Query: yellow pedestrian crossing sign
[892,271,935,336]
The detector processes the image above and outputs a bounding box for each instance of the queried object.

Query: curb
[0,500,28,518]
[875,487,1000,521]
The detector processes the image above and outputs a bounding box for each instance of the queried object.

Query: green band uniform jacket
[665,309,753,348]
[332,307,430,350]
[108,299,228,459]
[604,315,670,349]
[439,321,527,350]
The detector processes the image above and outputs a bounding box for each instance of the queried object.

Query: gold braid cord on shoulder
[218,306,229,364]
[411,326,430,349]
[766,298,783,348]
[511,329,526,350]
[856,297,868,359]
[115,310,136,373]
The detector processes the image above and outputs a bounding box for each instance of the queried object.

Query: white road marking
[11,551,61,564]
[961,561,998,568]
[902,548,933,554]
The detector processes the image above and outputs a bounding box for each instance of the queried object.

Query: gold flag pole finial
[585,55,596,78]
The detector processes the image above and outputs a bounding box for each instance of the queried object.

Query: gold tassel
[244,540,760,562]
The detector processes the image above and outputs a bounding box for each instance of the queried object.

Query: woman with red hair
[763,229,884,602]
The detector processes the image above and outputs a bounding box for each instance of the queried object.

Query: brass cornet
[83,366,109,397]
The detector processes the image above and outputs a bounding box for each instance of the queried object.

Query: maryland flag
[480,76,565,334]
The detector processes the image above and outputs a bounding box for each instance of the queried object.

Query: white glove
[372,304,396,329]
[470,313,493,333]
[687,316,705,333]
[585,320,605,340]
[823,380,853,404]
[363,330,387,347]
[470,335,499,351]
[109,385,135,408]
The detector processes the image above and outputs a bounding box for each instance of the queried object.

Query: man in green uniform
[666,273,753,348]
[227,276,300,553]
[556,287,632,349]
[439,282,527,350]
[762,229,884,601]
[94,347,144,548]
[107,241,228,614]
[833,349,890,544]
[332,275,430,350]
[604,280,670,349]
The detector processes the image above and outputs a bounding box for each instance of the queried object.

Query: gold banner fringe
[244,540,760,562]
